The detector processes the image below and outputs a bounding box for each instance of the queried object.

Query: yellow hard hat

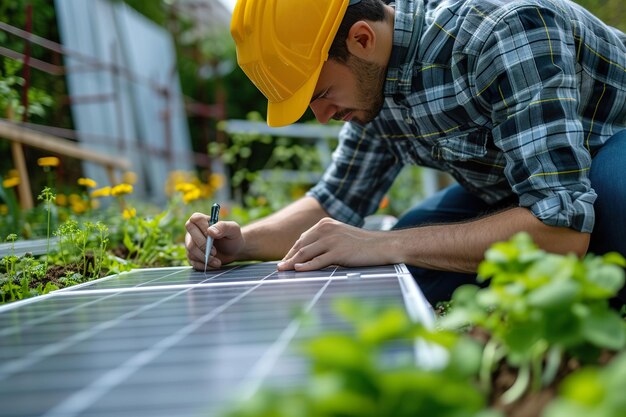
[231,0,355,127]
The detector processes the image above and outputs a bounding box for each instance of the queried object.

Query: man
[186,0,626,304]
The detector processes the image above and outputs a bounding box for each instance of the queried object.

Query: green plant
[0,58,53,120]
[440,233,626,404]
[37,187,56,262]
[212,112,326,212]
[542,351,626,417]
[1,234,19,302]
[0,180,22,237]
[0,233,58,303]
[52,219,110,280]
[121,209,187,267]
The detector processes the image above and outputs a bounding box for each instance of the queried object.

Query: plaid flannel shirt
[308,0,626,232]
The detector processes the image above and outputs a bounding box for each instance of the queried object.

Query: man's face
[309,55,386,125]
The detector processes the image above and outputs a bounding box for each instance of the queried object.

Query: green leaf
[559,368,605,406]
[306,334,371,372]
[450,284,480,306]
[526,279,580,310]
[379,370,487,416]
[122,232,137,254]
[583,263,625,298]
[358,307,411,345]
[543,309,584,347]
[446,337,483,377]
[501,318,542,361]
[602,252,626,267]
[581,306,626,350]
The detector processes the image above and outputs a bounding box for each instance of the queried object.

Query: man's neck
[370,4,396,67]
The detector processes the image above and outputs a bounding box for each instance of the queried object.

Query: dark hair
[329,0,388,62]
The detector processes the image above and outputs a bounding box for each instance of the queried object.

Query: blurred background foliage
[1,0,625,221]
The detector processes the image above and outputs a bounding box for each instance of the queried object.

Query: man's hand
[185,212,245,270]
[277,217,390,271]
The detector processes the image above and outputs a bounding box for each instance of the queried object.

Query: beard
[340,54,387,125]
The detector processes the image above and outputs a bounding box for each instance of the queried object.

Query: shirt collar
[384,0,425,97]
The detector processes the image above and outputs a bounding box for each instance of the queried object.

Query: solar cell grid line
[63,263,400,292]
[0,267,244,340]
[0,262,435,417]
[0,269,199,334]
[239,266,338,399]
[238,272,430,399]
[0,268,279,382]
[54,267,190,292]
[41,277,335,417]
[0,290,121,339]
[37,280,270,417]
[0,264,330,414]
[59,264,239,292]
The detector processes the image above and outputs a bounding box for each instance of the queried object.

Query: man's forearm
[238,196,329,261]
[387,207,590,273]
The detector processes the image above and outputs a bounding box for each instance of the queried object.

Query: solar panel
[0,262,438,417]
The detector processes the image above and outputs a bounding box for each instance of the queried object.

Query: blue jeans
[394,130,626,306]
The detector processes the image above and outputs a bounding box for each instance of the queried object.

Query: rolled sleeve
[307,123,402,226]
[527,189,596,231]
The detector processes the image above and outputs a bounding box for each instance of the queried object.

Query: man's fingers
[279,250,333,272]
[185,233,203,262]
[185,213,211,249]
[189,259,221,271]
[278,242,325,270]
[188,247,222,271]
[293,252,333,271]
[281,229,316,262]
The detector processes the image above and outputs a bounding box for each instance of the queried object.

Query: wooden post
[10,141,34,209]
[5,106,34,209]
[105,166,118,187]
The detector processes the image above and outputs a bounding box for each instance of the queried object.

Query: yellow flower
[209,173,225,189]
[122,207,137,219]
[199,184,213,198]
[175,182,197,193]
[165,170,193,196]
[70,200,88,214]
[0,204,8,215]
[91,186,112,198]
[68,193,82,204]
[55,194,68,206]
[182,188,202,204]
[77,177,97,188]
[37,156,60,167]
[111,183,133,196]
[122,171,138,185]
[290,186,306,200]
[2,176,20,188]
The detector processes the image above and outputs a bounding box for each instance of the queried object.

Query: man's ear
[346,21,376,59]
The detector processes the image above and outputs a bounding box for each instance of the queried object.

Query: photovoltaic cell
[0,262,438,417]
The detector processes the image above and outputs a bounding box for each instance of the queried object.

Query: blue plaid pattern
[308,0,626,232]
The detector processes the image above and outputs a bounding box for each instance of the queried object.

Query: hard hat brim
[266,62,324,127]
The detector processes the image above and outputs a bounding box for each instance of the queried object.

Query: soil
[27,253,107,290]
[480,331,617,417]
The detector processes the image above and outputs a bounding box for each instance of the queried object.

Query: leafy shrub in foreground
[440,233,626,403]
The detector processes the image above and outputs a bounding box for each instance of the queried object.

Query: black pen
[204,203,221,273]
